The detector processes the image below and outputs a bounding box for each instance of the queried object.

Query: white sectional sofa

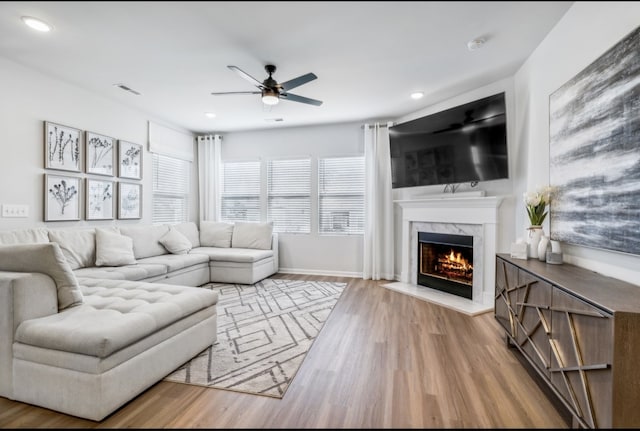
[49,221,279,286]
[0,220,279,421]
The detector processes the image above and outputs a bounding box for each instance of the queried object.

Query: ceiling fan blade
[280,92,323,106]
[279,73,317,91]
[211,91,261,95]
[227,65,264,88]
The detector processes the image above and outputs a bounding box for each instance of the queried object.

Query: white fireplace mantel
[388,195,503,315]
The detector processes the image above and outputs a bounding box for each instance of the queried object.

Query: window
[220,160,261,222]
[152,154,190,224]
[268,158,311,233]
[318,156,365,234]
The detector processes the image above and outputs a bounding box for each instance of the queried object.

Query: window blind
[318,156,365,235]
[148,121,194,162]
[268,158,311,233]
[152,154,190,224]
[220,160,261,222]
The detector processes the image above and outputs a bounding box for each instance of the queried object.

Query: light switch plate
[2,204,29,218]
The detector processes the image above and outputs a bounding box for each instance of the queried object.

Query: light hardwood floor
[0,274,569,428]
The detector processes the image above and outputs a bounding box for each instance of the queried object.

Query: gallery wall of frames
[43,120,143,221]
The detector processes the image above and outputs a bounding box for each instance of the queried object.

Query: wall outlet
[2,204,29,218]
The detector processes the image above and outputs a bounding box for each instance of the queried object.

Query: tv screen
[389,92,508,189]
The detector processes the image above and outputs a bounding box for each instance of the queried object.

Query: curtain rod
[360,123,394,129]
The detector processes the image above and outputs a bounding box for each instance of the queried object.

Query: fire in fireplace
[418,232,473,299]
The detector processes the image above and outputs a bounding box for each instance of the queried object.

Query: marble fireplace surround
[385,193,503,315]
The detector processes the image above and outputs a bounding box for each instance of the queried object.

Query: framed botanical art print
[118,140,143,180]
[44,174,81,221]
[86,178,114,220]
[118,181,142,219]
[85,131,115,176]
[44,121,82,172]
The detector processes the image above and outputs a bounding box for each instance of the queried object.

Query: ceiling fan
[211,64,323,106]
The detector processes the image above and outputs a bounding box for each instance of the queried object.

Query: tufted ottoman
[11,277,218,421]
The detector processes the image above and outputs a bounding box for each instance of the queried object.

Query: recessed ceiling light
[21,16,52,32]
[411,92,424,100]
[467,37,486,51]
[205,112,216,118]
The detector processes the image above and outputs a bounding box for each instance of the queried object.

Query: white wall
[391,77,517,277]
[513,1,640,286]
[221,122,364,276]
[0,56,198,231]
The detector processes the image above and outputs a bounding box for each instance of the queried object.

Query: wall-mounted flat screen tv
[389,92,508,189]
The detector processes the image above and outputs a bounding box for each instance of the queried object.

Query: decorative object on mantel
[524,185,553,259]
[537,235,549,262]
[549,25,640,256]
[527,226,544,259]
[546,240,563,264]
[510,239,528,260]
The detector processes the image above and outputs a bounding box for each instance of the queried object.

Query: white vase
[537,235,549,262]
[527,226,544,259]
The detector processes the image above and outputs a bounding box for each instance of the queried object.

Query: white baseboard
[278,268,363,278]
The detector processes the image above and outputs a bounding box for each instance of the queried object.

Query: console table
[494,253,640,428]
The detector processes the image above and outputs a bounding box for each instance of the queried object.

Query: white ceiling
[0,1,573,134]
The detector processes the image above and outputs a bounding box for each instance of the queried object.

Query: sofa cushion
[171,222,201,248]
[95,228,136,266]
[13,306,216,375]
[15,279,218,358]
[0,243,83,310]
[48,228,96,270]
[137,253,209,272]
[200,221,233,248]
[232,221,273,250]
[191,246,273,263]
[119,225,170,259]
[74,263,167,281]
[0,228,49,245]
[158,228,192,255]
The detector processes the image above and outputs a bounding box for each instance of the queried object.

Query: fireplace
[391,195,501,314]
[418,232,473,299]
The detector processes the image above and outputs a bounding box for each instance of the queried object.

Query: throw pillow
[95,228,137,266]
[232,221,273,250]
[171,222,201,247]
[48,228,97,270]
[200,221,234,248]
[0,243,83,310]
[159,227,192,255]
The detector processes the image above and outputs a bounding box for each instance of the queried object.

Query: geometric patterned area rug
[163,279,347,398]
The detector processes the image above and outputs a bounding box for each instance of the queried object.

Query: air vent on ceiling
[265,118,284,122]
[113,83,141,95]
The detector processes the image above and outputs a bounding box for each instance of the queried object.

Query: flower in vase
[524,185,553,227]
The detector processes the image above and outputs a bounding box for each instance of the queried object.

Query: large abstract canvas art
[549,26,640,256]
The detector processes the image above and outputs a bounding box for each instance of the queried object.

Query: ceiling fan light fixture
[467,37,486,51]
[262,89,279,105]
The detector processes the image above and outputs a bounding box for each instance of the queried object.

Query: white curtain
[363,122,395,280]
[197,134,222,222]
